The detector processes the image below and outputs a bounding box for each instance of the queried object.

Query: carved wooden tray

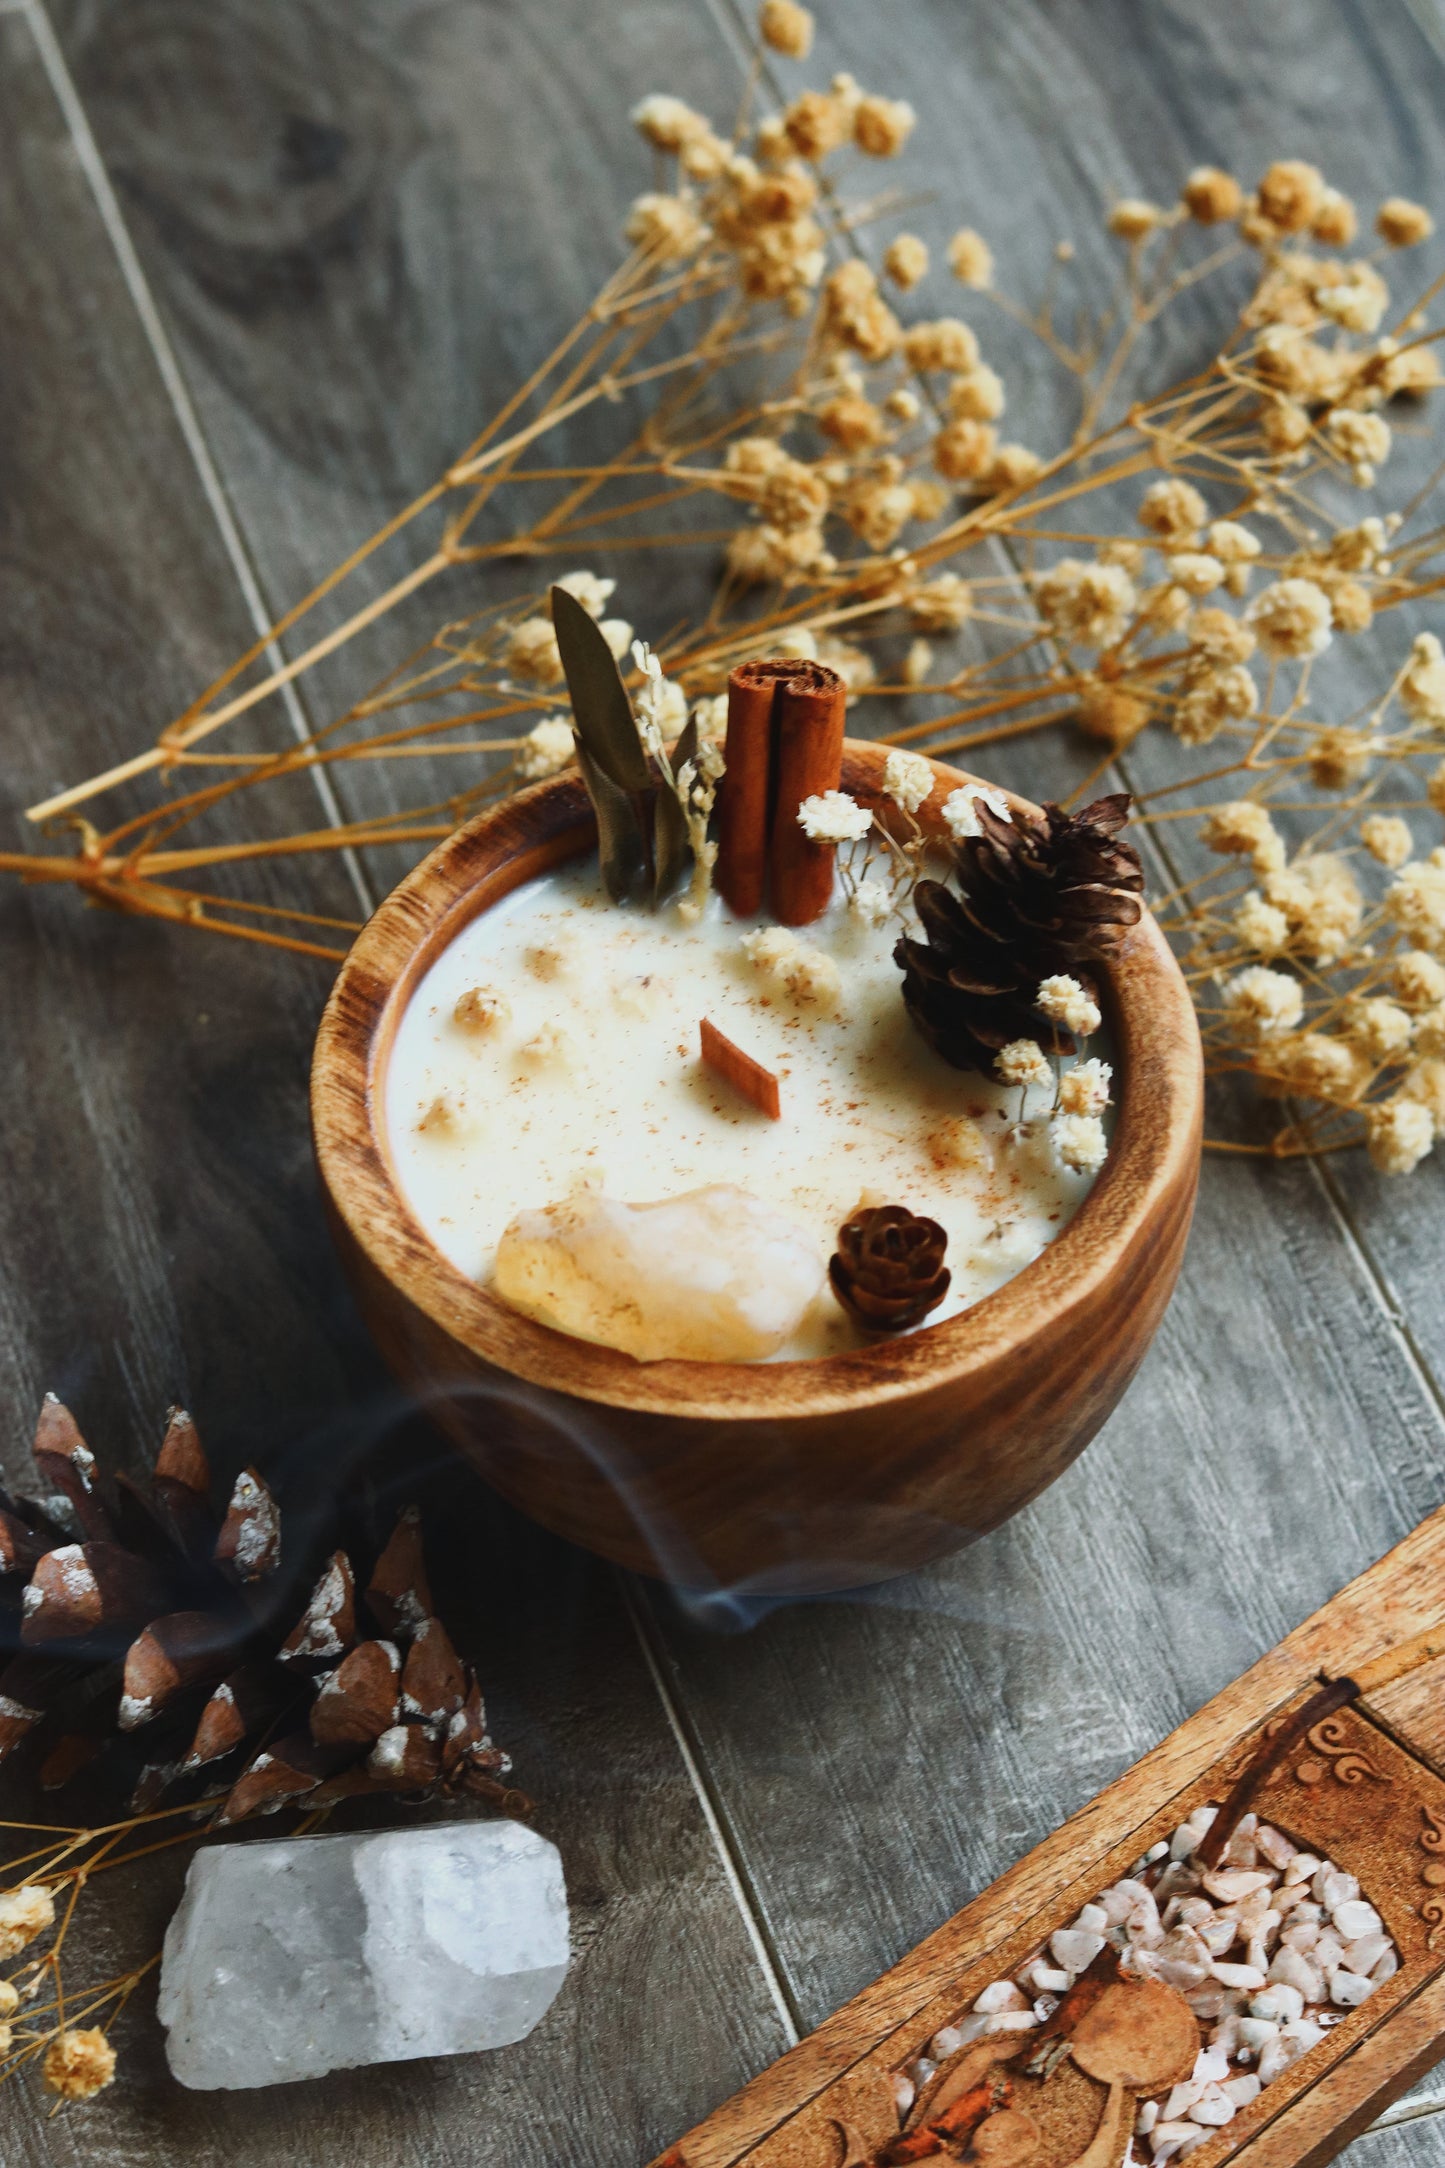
[650,1506,1445,2168]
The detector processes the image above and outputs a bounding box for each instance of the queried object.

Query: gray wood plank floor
[2,1,1444,2163]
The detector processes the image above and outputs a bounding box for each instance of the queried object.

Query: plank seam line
[1371,2087,1445,2131]
[19,0,375,919]
[617,1571,803,2049]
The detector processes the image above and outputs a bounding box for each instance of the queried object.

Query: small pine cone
[895,793,1143,1075]
[829,1207,951,1333]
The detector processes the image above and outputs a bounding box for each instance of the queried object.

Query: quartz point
[159,1819,569,2089]
[493,1181,825,1361]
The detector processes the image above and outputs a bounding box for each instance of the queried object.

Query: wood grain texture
[651,1513,1445,2168]
[312,742,1202,1592]
[0,13,790,2165]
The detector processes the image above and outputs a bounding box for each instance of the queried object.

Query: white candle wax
[384,858,1107,1360]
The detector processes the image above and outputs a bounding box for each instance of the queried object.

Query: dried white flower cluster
[992,979,1113,1173]
[890,1805,1398,2159]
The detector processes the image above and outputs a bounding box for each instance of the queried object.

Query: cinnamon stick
[700,1017,781,1119]
[715,658,846,923]
[771,661,848,924]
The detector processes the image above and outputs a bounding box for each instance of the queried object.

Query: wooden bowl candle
[313,707,1203,1596]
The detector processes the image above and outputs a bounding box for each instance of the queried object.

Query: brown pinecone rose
[829,1206,951,1333]
[895,792,1143,1074]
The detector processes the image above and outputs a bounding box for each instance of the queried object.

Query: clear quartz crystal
[159,1821,569,2089]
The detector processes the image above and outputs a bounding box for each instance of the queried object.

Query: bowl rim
[311,741,1203,1422]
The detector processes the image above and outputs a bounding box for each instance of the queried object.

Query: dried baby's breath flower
[1312,186,1358,246]
[1387,859,1445,954]
[1035,558,1137,648]
[1365,1096,1436,1174]
[1345,996,1414,1060]
[0,1980,18,2020]
[740,925,841,1008]
[907,572,973,632]
[886,386,921,422]
[758,0,814,59]
[1378,197,1435,248]
[1187,607,1256,663]
[1052,1111,1108,1172]
[996,1038,1052,1088]
[1203,801,1286,873]
[853,94,915,158]
[1400,1056,1445,1134]
[1207,520,1262,567]
[1263,397,1312,453]
[903,638,933,686]
[948,365,1006,421]
[904,318,981,374]
[817,634,874,690]
[933,417,997,482]
[1264,854,1363,962]
[883,748,935,814]
[0,1883,54,1957]
[43,2027,116,2102]
[726,520,829,585]
[599,617,634,660]
[1245,577,1333,660]
[850,878,894,925]
[1139,580,1193,631]
[1257,159,1325,233]
[1173,663,1258,745]
[796,789,872,843]
[625,190,709,261]
[1313,261,1390,337]
[1182,167,1243,224]
[1330,579,1374,632]
[1098,538,1145,574]
[1059,1057,1112,1116]
[1225,965,1305,1037]
[1234,892,1290,955]
[816,393,885,450]
[1395,951,1445,1008]
[504,616,565,687]
[942,784,1011,840]
[1419,1007,1445,1058]
[551,570,616,620]
[1167,552,1225,597]
[1109,199,1166,242]
[783,87,852,161]
[883,233,929,289]
[1269,1030,1369,1099]
[1361,815,1413,869]
[908,476,951,520]
[1077,681,1150,749]
[1309,726,1374,790]
[947,227,995,289]
[1139,478,1207,542]
[1402,632,1445,725]
[1326,407,1391,484]
[822,259,902,359]
[516,717,575,779]
[986,443,1044,491]
[630,94,714,154]
[1037,975,1101,1036]
[843,476,916,549]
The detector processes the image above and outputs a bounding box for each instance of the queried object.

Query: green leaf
[572,736,649,903]
[551,586,651,794]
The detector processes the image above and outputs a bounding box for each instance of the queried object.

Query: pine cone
[0,1397,523,1824]
[895,793,1144,1075]
[829,1206,951,1333]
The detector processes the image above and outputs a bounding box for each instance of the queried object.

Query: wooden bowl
[311,742,1202,1597]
